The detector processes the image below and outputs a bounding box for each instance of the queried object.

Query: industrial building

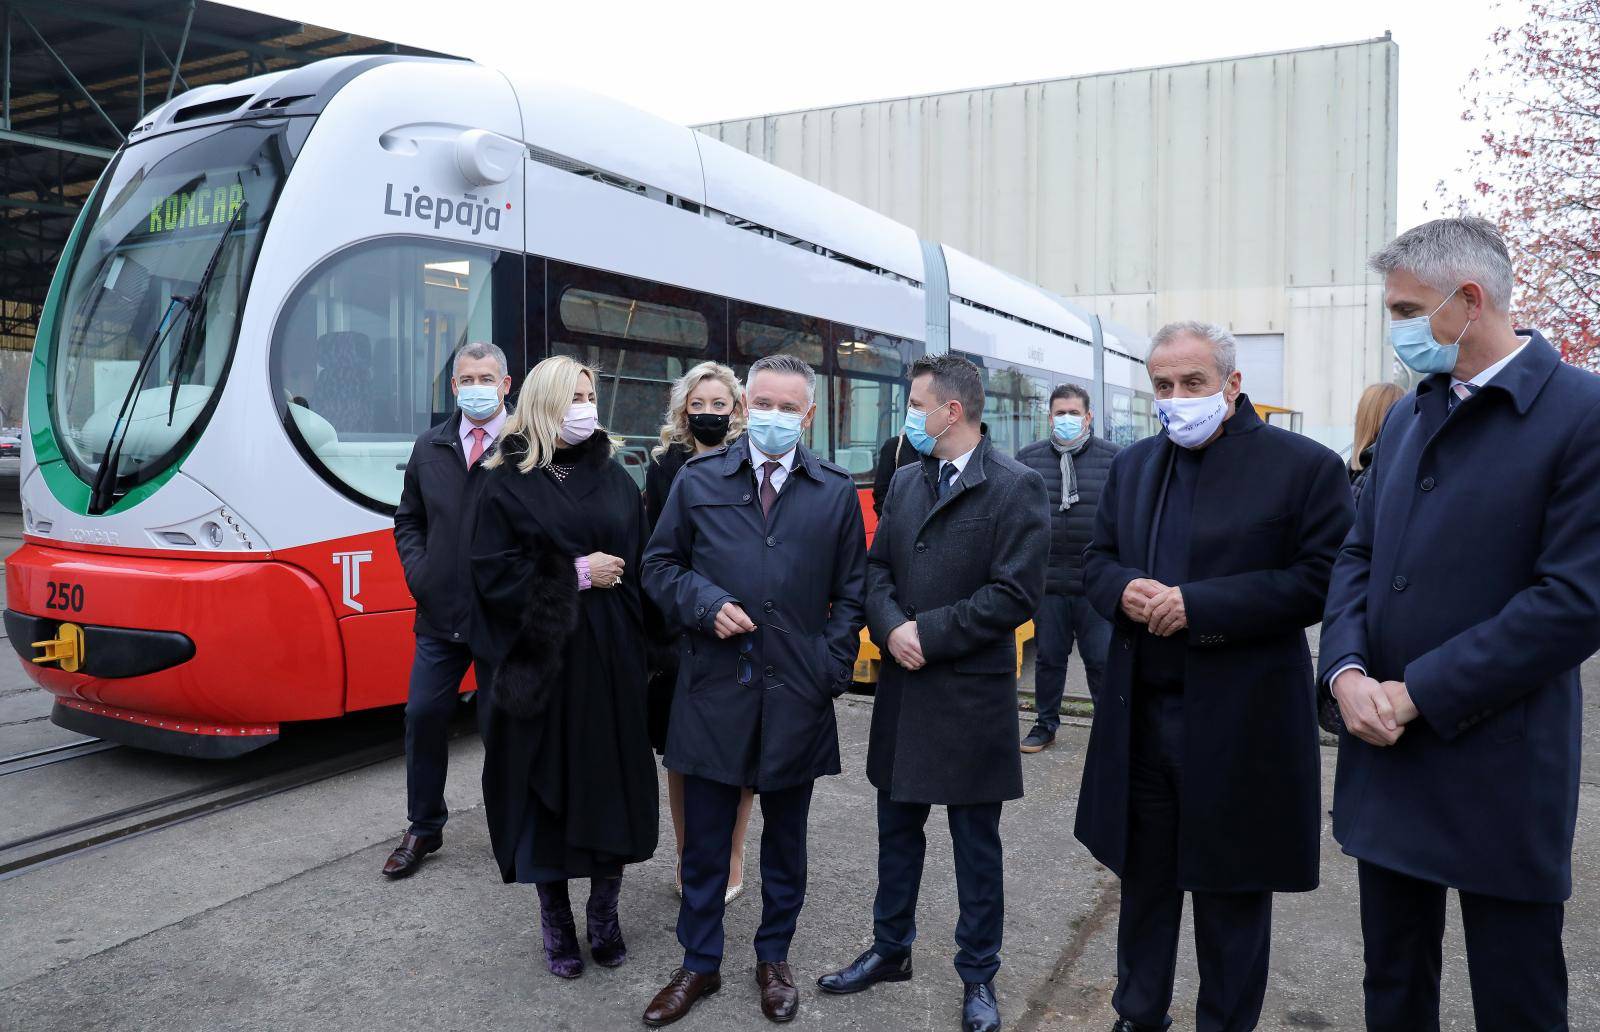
[696,36,1400,451]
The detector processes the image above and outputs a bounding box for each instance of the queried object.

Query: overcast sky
[238,0,1518,232]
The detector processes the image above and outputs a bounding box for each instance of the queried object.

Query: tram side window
[730,302,830,458]
[270,239,522,511]
[547,261,724,488]
[832,327,917,489]
[957,353,1049,457]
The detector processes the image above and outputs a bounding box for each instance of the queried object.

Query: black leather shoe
[1110,1019,1162,1032]
[816,948,913,994]
[382,831,442,878]
[963,981,1001,1032]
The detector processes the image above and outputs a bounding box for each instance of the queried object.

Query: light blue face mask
[456,384,502,421]
[1052,414,1085,443]
[747,407,804,456]
[903,402,953,456]
[1390,288,1467,375]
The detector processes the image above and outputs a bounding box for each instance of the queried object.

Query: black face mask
[687,412,732,446]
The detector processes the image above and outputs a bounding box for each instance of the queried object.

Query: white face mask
[559,401,599,445]
[1155,392,1227,449]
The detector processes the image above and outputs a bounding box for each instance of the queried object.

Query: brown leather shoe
[642,967,721,1027]
[381,832,442,878]
[757,961,799,1023]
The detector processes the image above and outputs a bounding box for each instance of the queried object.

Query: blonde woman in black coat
[471,355,658,980]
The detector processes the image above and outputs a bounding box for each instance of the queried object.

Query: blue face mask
[1052,414,1085,443]
[1390,288,1467,375]
[903,402,953,456]
[457,384,502,421]
[747,407,804,456]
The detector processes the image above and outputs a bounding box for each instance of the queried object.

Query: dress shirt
[459,406,508,465]
[750,437,798,493]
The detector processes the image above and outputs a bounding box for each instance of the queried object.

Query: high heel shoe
[724,879,745,905]
[535,881,584,979]
[587,876,627,968]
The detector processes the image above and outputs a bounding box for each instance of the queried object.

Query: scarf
[1052,432,1091,511]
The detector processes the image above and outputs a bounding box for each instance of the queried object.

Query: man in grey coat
[818,354,1050,1032]
[1015,383,1121,751]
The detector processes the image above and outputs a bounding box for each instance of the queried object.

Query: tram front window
[48,121,292,507]
[271,240,520,512]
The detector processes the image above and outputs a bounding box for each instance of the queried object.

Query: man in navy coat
[1078,322,1353,1032]
[1320,216,1600,1030]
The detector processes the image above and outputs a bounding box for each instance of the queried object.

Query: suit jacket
[865,434,1050,805]
[1319,332,1600,903]
[1077,398,1353,892]
[642,441,867,792]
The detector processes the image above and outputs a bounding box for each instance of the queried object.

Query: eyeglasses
[734,615,791,687]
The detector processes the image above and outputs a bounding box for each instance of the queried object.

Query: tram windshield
[48,121,292,507]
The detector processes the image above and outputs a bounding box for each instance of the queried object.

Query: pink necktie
[467,427,487,466]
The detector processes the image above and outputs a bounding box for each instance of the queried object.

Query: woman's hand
[587,552,625,589]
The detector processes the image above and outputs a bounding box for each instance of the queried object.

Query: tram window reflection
[833,328,917,489]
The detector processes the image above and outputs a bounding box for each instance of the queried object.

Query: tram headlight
[204,522,224,548]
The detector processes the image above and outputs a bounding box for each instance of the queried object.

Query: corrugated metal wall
[697,38,1399,450]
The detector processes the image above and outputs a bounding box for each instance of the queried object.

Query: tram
[4,56,1155,757]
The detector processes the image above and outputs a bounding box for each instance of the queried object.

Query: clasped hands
[1331,670,1418,748]
[1120,578,1188,637]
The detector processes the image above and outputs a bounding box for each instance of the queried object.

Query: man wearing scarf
[1014,384,1121,752]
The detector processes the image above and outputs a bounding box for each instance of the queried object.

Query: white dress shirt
[750,438,798,493]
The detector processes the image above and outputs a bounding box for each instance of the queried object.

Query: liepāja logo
[382,184,508,236]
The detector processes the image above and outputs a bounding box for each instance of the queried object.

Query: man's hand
[713,601,757,640]
[1144,586,1188,637]
[1331,669,1405,747]
[1381,680,1419,726]
[586,552,625,589]
[1121,578,1166,623]
[887,621,926,671]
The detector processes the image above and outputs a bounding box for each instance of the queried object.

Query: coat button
[743,494,751,502]
[764,665,775,678]
[763,601,775,613]
[905,605,916,618]
[1392,575,1408,592]
[915,542,927,553]
[766,536,777,547]
[696,606,706,616]
[452,632,461,640]
[1420,476,1436,492]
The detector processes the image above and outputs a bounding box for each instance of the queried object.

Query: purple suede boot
[586,876,627,967]
[535,880,584,979]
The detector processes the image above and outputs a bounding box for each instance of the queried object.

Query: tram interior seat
[315,331,374,434]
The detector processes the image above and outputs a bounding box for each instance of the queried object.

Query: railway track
[0,738,119,777]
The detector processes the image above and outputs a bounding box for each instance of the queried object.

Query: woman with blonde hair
[471,354,658,980]
[641,360,755,904]
[1348,381,1405,497]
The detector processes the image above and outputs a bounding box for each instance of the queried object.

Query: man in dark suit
[1015,383,1121,751]
[1077,321,1353,1032]
[818,354,1049,1032]
[1320,217,1600,1030]
[385,341,511,878]
[640,353,867,1027]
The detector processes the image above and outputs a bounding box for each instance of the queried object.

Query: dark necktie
[1447,381,1477,413]
[760,460,780,519]
[937,461,959,500]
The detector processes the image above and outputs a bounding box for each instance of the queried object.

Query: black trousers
[1114,691,1272,1032]
[872,789,1005,985]
[1034,592,1112,724]
[678,775,814,973]
[1358,860,1567,1031]
[403,634,487,837]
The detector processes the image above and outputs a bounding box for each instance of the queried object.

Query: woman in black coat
[641,360,754,903]
[471,355,659,980]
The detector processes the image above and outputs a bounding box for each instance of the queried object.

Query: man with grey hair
[1320,216,1600,1029]
[1077,321,1352,1031]
[385,340,512,878]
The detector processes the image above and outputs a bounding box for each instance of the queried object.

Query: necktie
[760,460,780,519]
[937,461,959,500]
[467,427,487,466]
[1447,381,1477,413]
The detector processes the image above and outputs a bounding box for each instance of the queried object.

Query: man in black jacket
[384,341,511,878]
[819,354,1049,1032]
[1015,384,1121,752]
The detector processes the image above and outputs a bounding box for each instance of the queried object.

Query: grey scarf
[1052,433,1091,511]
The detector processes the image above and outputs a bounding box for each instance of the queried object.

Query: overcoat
[641,440,867,793]
[1319,332,1600,903]
[864,435,1050,805]
[393,411,493,642]
[1015,434,1122,596]
[469,432,659,882]
[1076,398,1353,892]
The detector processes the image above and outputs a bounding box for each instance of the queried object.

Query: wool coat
[642,440,867,793]
[1319,332,1600,903]
[864,435,1050,805]
[1076,399,1353,892]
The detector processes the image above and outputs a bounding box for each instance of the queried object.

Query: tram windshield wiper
[87,197,249,515]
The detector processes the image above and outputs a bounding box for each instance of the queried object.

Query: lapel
[431,411,468,466]
[917,435,991,534]
[1133,436,1175,572]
